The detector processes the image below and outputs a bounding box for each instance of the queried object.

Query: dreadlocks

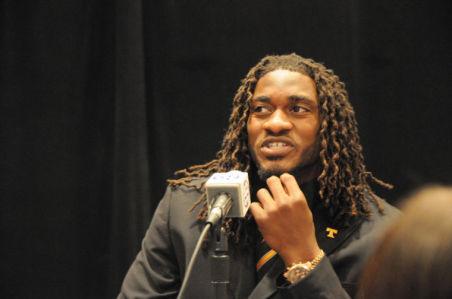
[168,53,392,234]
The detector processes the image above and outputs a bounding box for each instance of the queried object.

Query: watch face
[285,262,313,283]
[294,262,311,273]
[284,250,325,284]
[300,264,310,272]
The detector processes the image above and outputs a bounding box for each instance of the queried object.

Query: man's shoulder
[359,196,400,237]
[166,177,207,195]
[369,196,400,221]
[161,177,208,212]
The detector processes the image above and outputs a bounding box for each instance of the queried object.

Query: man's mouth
[260,139,294,157]
[265,142,290,148]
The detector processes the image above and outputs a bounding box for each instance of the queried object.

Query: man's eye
[252,106,270,113]
[290,105,307,113]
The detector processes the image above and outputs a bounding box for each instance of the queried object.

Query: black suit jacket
[118,181,399,299]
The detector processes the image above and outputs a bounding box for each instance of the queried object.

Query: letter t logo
[326,227,338,238]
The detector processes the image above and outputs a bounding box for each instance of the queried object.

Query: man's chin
[256,166,292,181]
[255,160,321,183]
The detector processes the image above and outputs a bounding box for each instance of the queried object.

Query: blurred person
[358,186,452,299]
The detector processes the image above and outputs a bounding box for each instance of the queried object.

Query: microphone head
[205,171,251,218]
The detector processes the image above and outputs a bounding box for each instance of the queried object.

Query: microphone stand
[210,222,232,299]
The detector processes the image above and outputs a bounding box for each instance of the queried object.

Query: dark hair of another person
[167,53,392,242]
[358,186,452,299]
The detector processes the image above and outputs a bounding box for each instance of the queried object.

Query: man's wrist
[281,246,322,266]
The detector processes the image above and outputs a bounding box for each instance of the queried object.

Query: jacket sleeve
[118,187,180,299]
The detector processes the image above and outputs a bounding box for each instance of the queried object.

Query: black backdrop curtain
[1,1,451,298]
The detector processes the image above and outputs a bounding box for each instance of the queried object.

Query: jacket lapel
[304,180,364,255]
[310,198,364,255]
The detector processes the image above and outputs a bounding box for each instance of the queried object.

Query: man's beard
[255,158,320,182]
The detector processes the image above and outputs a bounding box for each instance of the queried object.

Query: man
[118,54,398,298]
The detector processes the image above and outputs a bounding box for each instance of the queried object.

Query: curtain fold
[108,0,151,297]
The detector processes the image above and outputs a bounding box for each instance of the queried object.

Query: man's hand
[250,173,322,266]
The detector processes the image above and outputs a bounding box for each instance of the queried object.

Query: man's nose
[263,110,293,134]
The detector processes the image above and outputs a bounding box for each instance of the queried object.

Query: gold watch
[283,250,325,284]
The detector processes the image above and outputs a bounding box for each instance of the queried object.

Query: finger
[280,173,303,199]
[266,176,288,202]
[256,188,276,210]
[250,202,266,219]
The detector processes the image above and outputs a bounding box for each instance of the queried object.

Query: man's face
[247,69,320,178]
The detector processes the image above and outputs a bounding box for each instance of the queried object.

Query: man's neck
[249,169,319,206]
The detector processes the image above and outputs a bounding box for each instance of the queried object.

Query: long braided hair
[168,53,392,240]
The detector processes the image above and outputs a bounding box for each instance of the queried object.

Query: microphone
[177,171,251,299]
[205,170,251,225]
